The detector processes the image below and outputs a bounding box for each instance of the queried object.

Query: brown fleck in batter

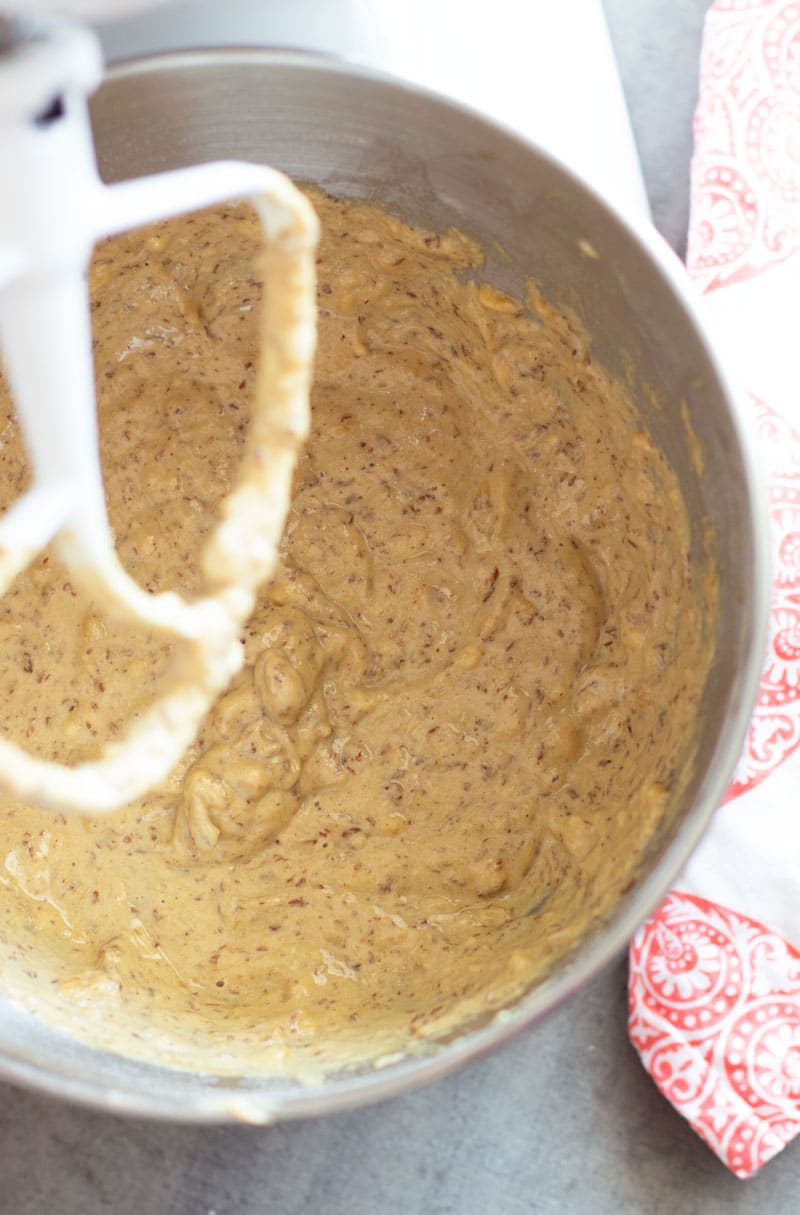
[0,194,713,1076]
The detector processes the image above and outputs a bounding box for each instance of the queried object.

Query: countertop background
[3,1,798,1211]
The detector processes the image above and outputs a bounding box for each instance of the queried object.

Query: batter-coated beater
[0,14,318,812]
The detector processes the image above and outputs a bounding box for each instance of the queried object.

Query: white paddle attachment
[0,20,318,812]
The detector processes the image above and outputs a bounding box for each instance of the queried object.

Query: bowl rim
[0,45,771,1123]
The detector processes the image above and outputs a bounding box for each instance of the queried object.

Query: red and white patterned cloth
[628,0,800,1178]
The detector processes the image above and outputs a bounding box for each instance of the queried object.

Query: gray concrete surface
[605,0,708,255]
[3,2,797,1211]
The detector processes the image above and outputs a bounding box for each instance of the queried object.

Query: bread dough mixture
[0,194,714,1077]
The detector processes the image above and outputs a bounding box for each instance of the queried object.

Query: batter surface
[0,195,714,1076]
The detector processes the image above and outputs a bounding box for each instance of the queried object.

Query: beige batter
[0,194,714,1077]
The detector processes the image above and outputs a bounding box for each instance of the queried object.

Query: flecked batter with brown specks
[0,195,714,1077]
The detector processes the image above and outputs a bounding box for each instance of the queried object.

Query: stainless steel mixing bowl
[0,49,768,1121]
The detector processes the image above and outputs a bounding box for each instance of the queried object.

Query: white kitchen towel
[628,0,800,1179]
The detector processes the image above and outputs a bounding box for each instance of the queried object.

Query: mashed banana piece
[0,195,714,1076]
